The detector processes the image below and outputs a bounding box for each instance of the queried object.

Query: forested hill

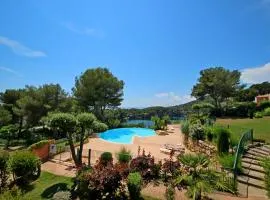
[122,100,197,120]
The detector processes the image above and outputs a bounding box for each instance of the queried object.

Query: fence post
[60,146,62,162]
[251,129,253,144]
[88,149,91,167]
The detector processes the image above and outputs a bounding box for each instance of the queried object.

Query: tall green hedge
[216,128,230,155]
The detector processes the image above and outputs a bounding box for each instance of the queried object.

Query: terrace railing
[232,129,253,183]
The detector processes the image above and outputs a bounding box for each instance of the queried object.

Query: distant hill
[122,99,199,120]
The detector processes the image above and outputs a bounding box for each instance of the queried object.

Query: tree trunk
[67,132,80,167]
[77,127,85,166]
[18,117,23,138]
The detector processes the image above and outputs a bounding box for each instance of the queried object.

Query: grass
[216,116,270,142]
[22,172,73,200]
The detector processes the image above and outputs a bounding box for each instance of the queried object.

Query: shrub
[0,150,9,192]
[76,167,124,199]
[116,147,132,164]
[0,186,26,200]
[216,128,230,155]
[261,158,270,198]
[264,107,270,116]
[130,154,161,181]
[165,183,175,200]
[9,150,41,184]
[189,122,205,141]
[219,154,242,173]
[100,152,113,166]
[181,121,190,145]
[162,160,181,180]
[258,101,270,111]
[52,191,71,200]
[254,112,263,118]
[27,140,50,151]
[181,121,189,135]
[127,172,142,199]
[205,127,214,142]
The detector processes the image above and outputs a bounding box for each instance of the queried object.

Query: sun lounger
[160,148,172,154]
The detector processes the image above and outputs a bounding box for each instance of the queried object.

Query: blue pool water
[99,128,156,144]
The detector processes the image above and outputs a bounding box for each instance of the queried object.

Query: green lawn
[22,172,73,200]
[216,116,270,142]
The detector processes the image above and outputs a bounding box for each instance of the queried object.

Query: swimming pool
[99,128,156,144]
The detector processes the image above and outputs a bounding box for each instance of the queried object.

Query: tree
[0,89,23,123]
[49,112,107,167]
[77,113,108,165]
[176,154,232,199]
[73,68,124,120]
[192,67,241,115]
[0,106,12,127]
[49,113,78,166]
[0,125,18,149]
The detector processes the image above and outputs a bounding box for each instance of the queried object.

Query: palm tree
[175,154,232,200]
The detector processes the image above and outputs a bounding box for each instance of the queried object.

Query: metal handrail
[232,129,253,183]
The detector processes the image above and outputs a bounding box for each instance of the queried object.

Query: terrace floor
[83,124,186,163]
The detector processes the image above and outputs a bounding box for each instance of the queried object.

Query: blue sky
[0,0,270,108]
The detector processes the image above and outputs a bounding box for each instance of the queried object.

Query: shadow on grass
[41,183,69,199]
[19,184,35,193]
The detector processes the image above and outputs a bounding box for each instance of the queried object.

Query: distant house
[255,94,270,105]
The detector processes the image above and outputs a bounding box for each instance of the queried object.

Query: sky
[0,0,270,108]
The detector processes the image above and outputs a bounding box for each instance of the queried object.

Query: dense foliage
[130,153,161,182]
[176,154,234,199]
[100,152,113,166]
[73,68,124,120]
[261,158,270,198]
[9,150,41,184]
[116,147,132,164]
[0,150,9,192]
[192,67,241,115]
[127,172,142,199]
[49,112,108,167]
[216,128,230,155]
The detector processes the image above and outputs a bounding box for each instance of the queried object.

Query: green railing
[233,129,253,182]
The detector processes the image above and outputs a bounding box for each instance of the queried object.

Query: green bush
[205,127,214,142]
[0,186,26,200]
[261,158,270,198]
[116,147,132,164]
[27,140,50,151]
[218,154,242,173]
[9,150,41,183]
[127,172,142,200]
[0,150,9,191]
[215,128,230,155]
[181,121,189,135]
[100,152,113,165]
[189,122,205,141]
[258,101,270,111]
[52,191,71,200]
[264,107,270,116]
[165,183,175,200]
[254,112,263,118]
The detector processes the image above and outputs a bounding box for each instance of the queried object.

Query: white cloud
[241,63,270,84]
[64,22,104,38]
[155,93,169,98]
[0,66,22,77]
[0,36,46,57]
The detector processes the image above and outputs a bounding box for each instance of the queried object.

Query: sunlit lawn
[22,172,73,200]
[216,116,270,142]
